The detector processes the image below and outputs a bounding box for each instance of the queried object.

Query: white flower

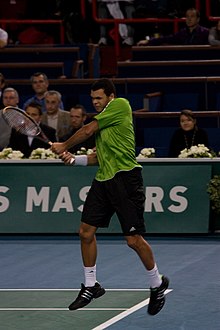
[0,148,24,159]
[29,148,59,159]
[178,144,215,158]
[137,147,155,159]
[75,147,94,155]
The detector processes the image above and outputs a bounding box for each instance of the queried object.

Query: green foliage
[207,175,220,214]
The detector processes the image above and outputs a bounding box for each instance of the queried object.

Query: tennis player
[51,78,169,315]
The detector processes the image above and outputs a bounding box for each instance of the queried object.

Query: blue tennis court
[0,235,219,329]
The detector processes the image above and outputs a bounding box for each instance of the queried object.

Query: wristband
[74,155,88,166]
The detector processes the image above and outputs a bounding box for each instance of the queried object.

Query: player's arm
[51,120,99,155]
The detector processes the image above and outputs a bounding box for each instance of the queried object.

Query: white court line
[0,288,173,328]
[0,308,126,311]
[92,289,173,330]
[0,289,149,291]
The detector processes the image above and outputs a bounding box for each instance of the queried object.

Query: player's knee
[79,227,94,243]
[126,235,139,251]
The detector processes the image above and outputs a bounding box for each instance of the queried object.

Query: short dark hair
[24,101,42,115]
[71,104,86,116]
[186,8,200,18]
[30,72,48,83]
[180,109,195,120]
[91,78,116,97]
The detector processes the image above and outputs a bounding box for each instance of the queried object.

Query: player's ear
[109,93,115,100]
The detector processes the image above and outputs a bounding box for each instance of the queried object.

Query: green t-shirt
[94,98,141,181]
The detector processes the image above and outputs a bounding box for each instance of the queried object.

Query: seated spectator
[8,102,57,158]
[60,104,95,153]
[0,87,19,151]
[0,27,8,48]
[168,109,209,157]
[41,90,72,141]
[137,8,209,46]
[23,72,64,113]
[98,0,135,46]
[208,20,220,46]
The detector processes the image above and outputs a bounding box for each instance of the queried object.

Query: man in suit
[41,90,72,141]
[8,102,57,158]
[60,104,95,154]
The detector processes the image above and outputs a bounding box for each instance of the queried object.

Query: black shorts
[81,167,146,235]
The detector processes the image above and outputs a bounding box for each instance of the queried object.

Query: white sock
[84,265,96,287]
[147,264,162,288]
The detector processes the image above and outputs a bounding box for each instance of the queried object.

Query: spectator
[0,87,19,151]
[0,28,8,48]
[98,0,135,46]
[41,90,72,141]
[168,109,209,157]
[60,104,95,154]
[23,72,64,113]
[8,102,57,158]
[208,20,220,46]
[137,8,209,46]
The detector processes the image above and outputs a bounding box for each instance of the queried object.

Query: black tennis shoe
[68,282,106,310]
[148,276,169,315]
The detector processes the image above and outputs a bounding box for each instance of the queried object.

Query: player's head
[90,78,116,113]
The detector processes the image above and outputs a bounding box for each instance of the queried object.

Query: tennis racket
[2,106,52,145]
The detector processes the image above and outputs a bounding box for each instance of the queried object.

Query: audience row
[1,6,220,47]
[0,76,212,158]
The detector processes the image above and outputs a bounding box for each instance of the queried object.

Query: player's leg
[112,168,169,315]
[68,180,111,310]
[68,222,105,310]
[125,234,169,315]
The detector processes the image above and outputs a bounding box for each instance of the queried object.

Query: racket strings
[3,110,39,136]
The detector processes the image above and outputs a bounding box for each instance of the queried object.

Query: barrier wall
[0,159,219,234]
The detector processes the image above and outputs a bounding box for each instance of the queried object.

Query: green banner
[0,162,211,234]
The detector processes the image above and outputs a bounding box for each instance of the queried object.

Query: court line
[0,289,149,291]
[0,308,127,311]
[92,289,173,330]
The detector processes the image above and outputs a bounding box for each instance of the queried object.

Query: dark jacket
[8,123,57,158]
[168,127,209,157]
[149,25,209,45]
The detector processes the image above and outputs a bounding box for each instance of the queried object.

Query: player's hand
[51,142,67,155]
[60,151,74,165]
[87,152,98,165]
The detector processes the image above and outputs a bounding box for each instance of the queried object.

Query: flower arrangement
[137,147,155,159]
[178,144,215,158]
[75,147,94,155]
[29,148,59,159]
[0,148,24,159]
[207,175,220,214]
